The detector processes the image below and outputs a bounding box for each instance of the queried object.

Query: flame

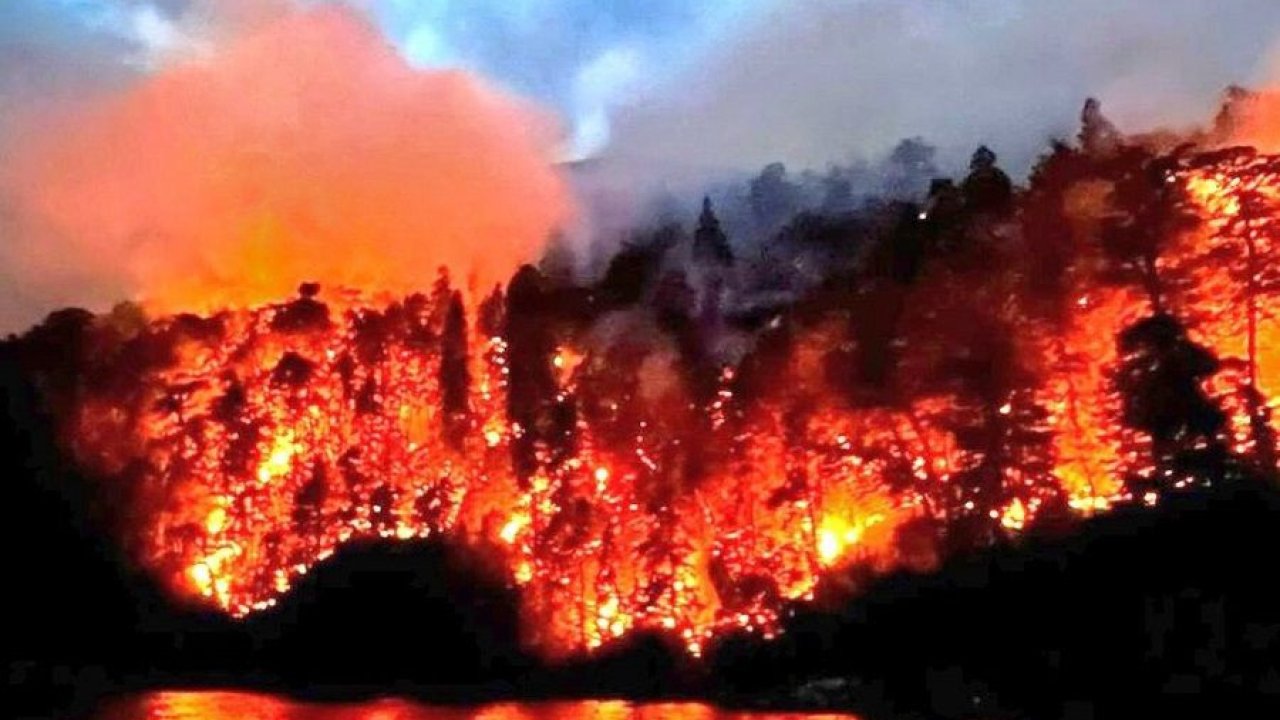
[256,431,300,485]
[51,143,1280,659]
[1042,288,1147,511]
[999,498,1027,531]
[61,285,948,654]
[815,513,885,567]
[1172,152,1280,466]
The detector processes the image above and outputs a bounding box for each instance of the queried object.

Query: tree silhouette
[504,266,562,485]
[1098,148,1200,312]
[598,224,680,308]
[1020,140,1098,311]
[885,137,939,199]
[1210,85,1256,144]
[821,166,855,213]
[921,178,966,255]
[538,232,577,285]
[749,163,799,229]
[1116,314,1229,489]
[961,146,1014,215]
[1169,150,1280,469]
[694,196,735,266]
[440,291,470,450]
[1079,98,1121,157]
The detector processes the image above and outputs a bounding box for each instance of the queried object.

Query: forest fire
[12,4,1280,717]
[25,102,1280,660]
[61,279,924,657]
[1178,151,1280,463]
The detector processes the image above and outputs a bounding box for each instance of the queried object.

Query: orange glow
[1222,89,1280,153]
[1174,152,1280,467]
[499,513,529,545]
[256,431,300,485]
[816,513,885,567]
[1042,288,1147,511]
[103,692,863,720]
[62,289,946,655]
[999,498,1027,531]
[0,8,571,317]
[55,143,1280,659]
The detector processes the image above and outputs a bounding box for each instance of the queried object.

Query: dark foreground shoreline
[6,347,1280,720]
[10,484,1280,720]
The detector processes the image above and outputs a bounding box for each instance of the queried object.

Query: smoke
[1222,43,1280,151]
[367,0,760,160]
[1,6,571,330]
[5,0,1280,330]
[604,0,1280,181]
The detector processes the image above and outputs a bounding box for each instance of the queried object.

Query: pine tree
[1079,98,1121,157]
[694,197,734,266]
[885,137,939,199]
[504,266,559,484]
[1210,85,1256,144]
[1098,149,1200,312]
[821,166,855,213]
[748,163,798,229]
[440,291,470,450]
[961,145,1014,214]
[1169,151,1280,468]
[1116,314,1229,489]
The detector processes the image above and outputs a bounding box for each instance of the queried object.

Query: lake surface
[95,692,860,720]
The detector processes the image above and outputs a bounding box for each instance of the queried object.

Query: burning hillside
[56,277,924,658]
[12,95,1279,660]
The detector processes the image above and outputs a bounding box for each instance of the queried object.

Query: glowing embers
[998,498,1027,531]
[1040,288,1146,512]
[71,142,1280,659]
[67,287,951,656]
[59,274,1147,656]
[61,280,1101,656]
[256,430,300,484]
[815,513,885,566]
[1176,153,1280,469]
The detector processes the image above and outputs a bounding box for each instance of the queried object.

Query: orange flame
[53,143,1280,659]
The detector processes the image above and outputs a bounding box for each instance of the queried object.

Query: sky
[0,0,766,157]
[367,0,764,158]
[606,0,1280,177]
[2,0,1280,330]
[4,0,1280,168]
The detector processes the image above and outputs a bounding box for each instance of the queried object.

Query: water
[95,692,859,720]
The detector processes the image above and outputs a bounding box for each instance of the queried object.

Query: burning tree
[12,90,1280,661]
[1116,314,1230,491]
[1175,150,1280,469]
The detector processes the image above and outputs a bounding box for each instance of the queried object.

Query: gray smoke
[603,0,1280,181]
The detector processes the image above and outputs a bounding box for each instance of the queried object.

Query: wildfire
[1175,151,1280,468]
[815,513,886,566]
[45,142,1280,659]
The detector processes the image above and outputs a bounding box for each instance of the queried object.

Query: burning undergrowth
[10,91,1280,662]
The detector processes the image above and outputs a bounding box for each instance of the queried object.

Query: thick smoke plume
[605,0,1280,180]
[0,7,571,329]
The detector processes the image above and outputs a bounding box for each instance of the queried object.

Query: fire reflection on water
[96,692,859,720]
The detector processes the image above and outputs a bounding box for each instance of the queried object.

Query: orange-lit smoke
[0,8,571,318]
[40,114,1280,660]
[1221,89,1280,151]
[1215,46,1280,150]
